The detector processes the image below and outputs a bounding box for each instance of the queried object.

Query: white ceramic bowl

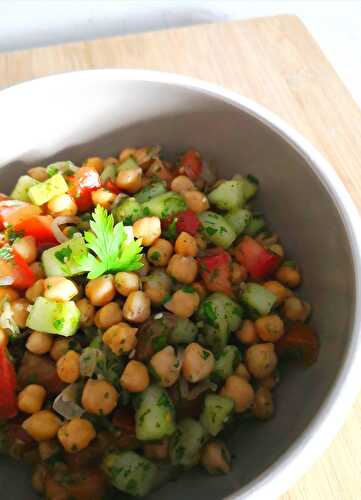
[0,70,361,500]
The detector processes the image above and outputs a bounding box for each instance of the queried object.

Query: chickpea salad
[0,148,319,499]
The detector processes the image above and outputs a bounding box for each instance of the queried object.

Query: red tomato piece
[69,166,101,212]
[15,215,58,245]
[234,235,281,280]
[178,149,203,180]
[276,322,319,366]
[112,407,138,449]
[176,210,201,236]
[0,199,41,230]
[0,346,17,418]
[102,179,121,194]
[199,248,233,296]
[0,248,35,289]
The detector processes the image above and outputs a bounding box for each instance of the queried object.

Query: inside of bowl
[0,75,355,499]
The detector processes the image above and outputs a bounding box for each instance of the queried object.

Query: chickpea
[116,167,143,193]
[47,194,78,217]
[81,379,118,416]
[165,289,200,319]
[167,254,198,284]
[123,291,151,323]
[234,362,250,381]
[11,298,30,328]
[147,238,173,266]
[32,464,48,494]
[255,315,285,342]
[174,232,198,257]
[201,441,231,475]
[0,328,8,349]
[263,280,289,305]
[85,275,115,306]
[13,235,37,264]
[58,417,96,453]
[144,270,172,306]
[50,338,70,361]
[0,286,19,302]
[83,156,104,173]
[182,343,214,383]
[18,384,47,414]
[104,156,119,168]
[220,375,254,413]
[259,374,278,390]
[150,346,181,387]
[275,264,301,288]
[133,217,161,246]
[119,148,137,162]
[268,243,284,258]
[27,166,48,182]
[136,255,150,277]
[76,298,95,327]
[144,440,169,461]
[43,276,78,302]
[120,360,150,392]
[170,175,195,193]
[25,279,45,303]
[283,297,311,322]
[115,271,140,296]
[192,281,207,301]
[22,410,61,441]
[29,261,45,280]
[91,188,116,209]
[235,320,257,345]
[57,350,80,384]
[103,322,138,355]
[183,190,209,213]
[26,331,53,355]
[94,301,123,329]
[252,387,274,420]
[231,262,247,284]
[246,343,277,379]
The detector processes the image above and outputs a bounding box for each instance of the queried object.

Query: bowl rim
[2,69,361,500]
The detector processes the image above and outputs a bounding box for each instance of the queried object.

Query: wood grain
[1,15,361,499]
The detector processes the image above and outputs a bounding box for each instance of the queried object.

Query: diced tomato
[276,322,319,366]
[46,469,106,500]
[199,248,233,296]
[0,346,17,418]
[178,149,203,180]
[176,210,201,236]
[112,407,138,449]
[102,179,121,194]
[17,352,65,394]
[68,166,101,212]
[234,235,281,280]
[0,199,41,230]
[0,248,35,289]
[14,215,58,245]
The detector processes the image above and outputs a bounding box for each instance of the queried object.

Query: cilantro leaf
[77,205,143,279]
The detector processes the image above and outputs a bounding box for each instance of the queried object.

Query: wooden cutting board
[1,15,361,500]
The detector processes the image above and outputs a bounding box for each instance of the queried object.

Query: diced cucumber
[245,214,266,236]
[100,164,117,183]
[28,173,68,205]
[135,181,167,204]
[26,297,80,336]
[112,197,142,225]
[198,211,236,249]
[142,192,186,219]
[41,236,88,277]
[225,208,251,235]
[10,175,40,202]
[168,318,198,344]
[135,385,176,441]
[241,283,277,315]
[169,418,208,468]
[208,180,244,211]
[118,157,139,171]
[243,174,259,200]
[102,450,158,497]
[47,161,77,177]
[212,345,240,382]
[200,394,234,436]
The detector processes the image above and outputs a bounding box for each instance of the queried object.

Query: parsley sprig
[77,205,143,279]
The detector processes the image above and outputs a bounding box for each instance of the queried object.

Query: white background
[1,1,361,108]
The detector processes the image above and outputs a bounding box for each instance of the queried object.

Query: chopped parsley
[201,350,210,360]
[149,250,160,261]
[53,318,64,331]
[55,245,72,263]
[152,334,168,352]
[182,285,195,294]
[203,301,217,324]
[205,226,217,236]
[0,246,13,261]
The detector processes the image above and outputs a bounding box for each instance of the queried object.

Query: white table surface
[1,1,361,109]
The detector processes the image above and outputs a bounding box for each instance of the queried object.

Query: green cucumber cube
[26,297,80,336]
[241,283,277,315]
[28,173,68,205]
[10,175,40,202]
[41,236,88,277]
[200,394,234,436]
